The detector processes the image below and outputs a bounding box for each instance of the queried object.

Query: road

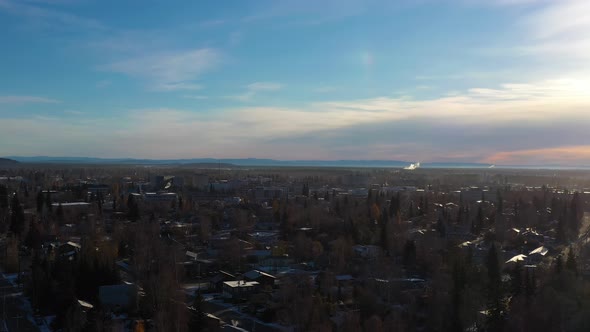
[0,274,40,332]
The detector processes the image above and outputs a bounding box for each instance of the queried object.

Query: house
[244,249,273,263]
[99,283,139,312]
[58,241,81,259]
[211,271,237,291]
[116,260,134,281]
[224,197,242,205]
[64,299,94,328]
[249,187,287,202]
[242,270,276,288]
[143,192,177,203]
[528,246,549,264]
[352,245,382,259]
[254,222,279,231]
[186,251,201,261]
[335,275,355,302]
[258,255,294,274]
[505,254,527,265]
[77,299,94,312]
[247,231,279,245]
[52,202,91,219]
[87,184,110,195]
[222,280,260,299]
[192,174,209,190]
[183,256,217,279]
[445,224,472,242]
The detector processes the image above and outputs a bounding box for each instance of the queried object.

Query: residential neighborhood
[1,165,590,331]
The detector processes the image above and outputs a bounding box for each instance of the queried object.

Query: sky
[1,0,589,165]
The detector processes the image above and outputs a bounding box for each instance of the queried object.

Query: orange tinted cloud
[484,145,590,165]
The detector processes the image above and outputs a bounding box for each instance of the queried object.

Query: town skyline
[1,0,589,165]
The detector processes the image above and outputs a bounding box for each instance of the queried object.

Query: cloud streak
[479,0,590,74]
[229,82,283,101]
[101,48,221,91]
[0,95,60,104]
[2,76,589,165]
[0,0,104,31]
[484,146,590,165]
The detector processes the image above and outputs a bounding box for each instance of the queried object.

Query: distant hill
[4,156,496,168]
[0,158,19,165]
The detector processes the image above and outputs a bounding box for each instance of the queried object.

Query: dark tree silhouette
[486,243,504,332]
[56,203,65,224]
[403,239,416,268]
[36,190,43,213]
[555,255,563,275]
[127,194,140,222]
[0,185,8,209]
[45,190,52,212]
[451,261,466,332]
[188,292,207,331]
[566,246,577,275]
[10,194,25,237]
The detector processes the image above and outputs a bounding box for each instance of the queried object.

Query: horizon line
[3,155,590,169]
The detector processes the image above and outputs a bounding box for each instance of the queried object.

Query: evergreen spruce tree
[486,243,504,332]
[476,204,484,234]
[555,255,563,275]
[524,268,534,305]
[56,203,64,223]
[189,292,207,331]
[510,263,522,296]
[451,261,466,332]
[10,194,25,237]
[380,208,389,254]
[566,246,577,275]
[45,190,52,212]
[36,191,44,213]
[0,185,8,209]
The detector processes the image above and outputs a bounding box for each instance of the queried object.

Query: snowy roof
[186,251,199,259]
[506,254,527,264]
[223,281,259,288]
[52,202,91,207]
[529,246,549,256]
[335,275,354,281]
[243,270,275,280]
[77,299,94,309]
[65,241,81,249]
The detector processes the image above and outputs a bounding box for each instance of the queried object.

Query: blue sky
[1,0,589,165]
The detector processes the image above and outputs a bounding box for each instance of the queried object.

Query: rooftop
[223,280,259,288]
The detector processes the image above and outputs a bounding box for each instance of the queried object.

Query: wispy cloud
[101,48,221,91]
[228,31,242,47]
[95,80,111,88]
[314,86,337,93]
[229,82,283,101]
[247,82,283,91]
[199,19,226,28]
[512,1,590,66]
[182,95,208,100]
[242,0,373,25]
[484,146,590,165]
[63,110,83,115]
[0,95,60,104]
[522,0,590,40]
[0,0,104,31]
[478,0,590,72]
[4,76,585,163]
[22,0,85,5]
[154,82,202,92]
